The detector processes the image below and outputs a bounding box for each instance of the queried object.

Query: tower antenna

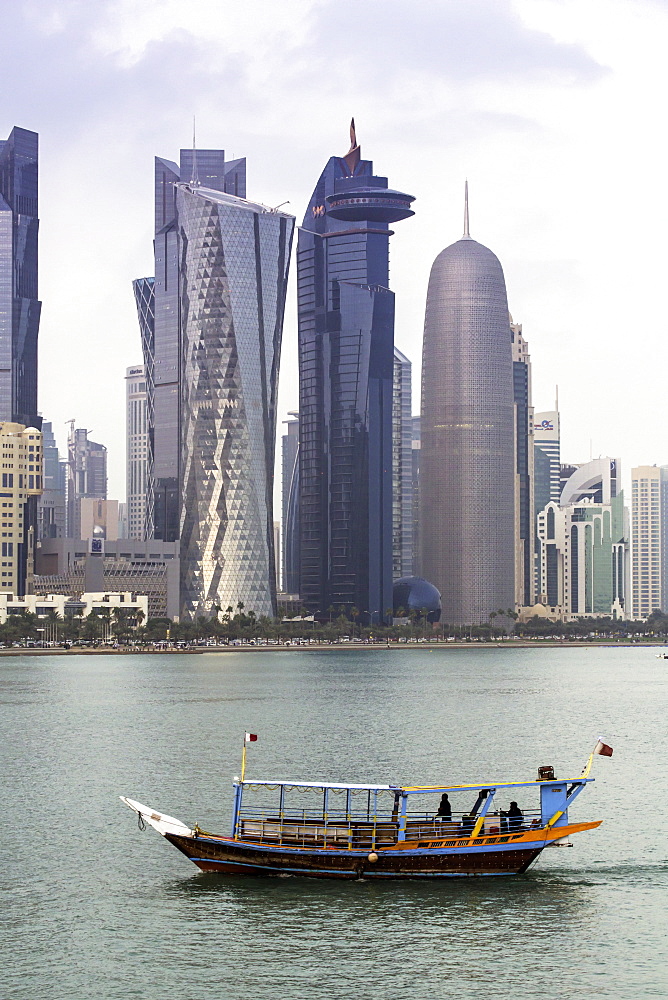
[463,179,471,238]
[190,115,200,187]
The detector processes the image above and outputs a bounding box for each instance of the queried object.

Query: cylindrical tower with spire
[420,188,515,625]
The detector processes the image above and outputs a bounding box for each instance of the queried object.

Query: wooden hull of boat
[166,832,547,879]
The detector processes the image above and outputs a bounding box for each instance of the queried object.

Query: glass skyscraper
[392,346,413,580]
[0,127,40,428]
[135,145,294,619]
[297,123,414,619]
[420,201,515,625]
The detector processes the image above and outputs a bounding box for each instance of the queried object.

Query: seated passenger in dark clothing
[436,793,451,820]
[508,801,523,831]
[460,813,476,835]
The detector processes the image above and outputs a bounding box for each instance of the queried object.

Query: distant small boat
[121,765,601,880]
[656,653,668,659]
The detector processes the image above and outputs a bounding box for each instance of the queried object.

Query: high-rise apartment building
[297,122,414,619]
[392,347,413,580]
[630,466,667,619]
[511,319,534,607]
[126,365,148,539]
[66,427,107,538]
[0,422,43,594]
[135,143,293,619]
[420,192,515,625]
[281,412,299,595]
[37,421,66,539]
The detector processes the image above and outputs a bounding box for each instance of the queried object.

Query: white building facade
[126,365,149,540]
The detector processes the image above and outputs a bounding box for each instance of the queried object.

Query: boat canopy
[236,777,594,793]
[237,779,400,791]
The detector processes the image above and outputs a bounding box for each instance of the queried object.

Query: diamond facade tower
[420,201,515,625]
[176,183,293,619]
[134,147,293,620]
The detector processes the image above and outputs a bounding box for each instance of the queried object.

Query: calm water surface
[1,646,666,999]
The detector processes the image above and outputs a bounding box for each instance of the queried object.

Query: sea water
[1,646,666,999]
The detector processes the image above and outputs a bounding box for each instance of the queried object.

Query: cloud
[306,0,606,85]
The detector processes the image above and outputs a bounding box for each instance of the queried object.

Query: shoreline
[1,640,667,657]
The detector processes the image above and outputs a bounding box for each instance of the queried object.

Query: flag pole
[241,736,247,782]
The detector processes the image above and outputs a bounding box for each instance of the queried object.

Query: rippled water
[1,646,666,999]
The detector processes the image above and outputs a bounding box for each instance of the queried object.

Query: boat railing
[235,808,544,849]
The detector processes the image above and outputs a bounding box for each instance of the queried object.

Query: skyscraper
[297,122,414,619]
[136,149,246,545]
[132,277,155,538]
[135,143,293,619]
[392,347,413,580]
[511,319,534,607]
[66,427,107,538]
[1,127,42,594]
[37,421,66,539]
[0,127,40,428]
[420,190,515,625]
[630,465,667,619]
[534,409,561,513]
[281,412,299,594]
[126,365,148,540]
[176,180,293,619]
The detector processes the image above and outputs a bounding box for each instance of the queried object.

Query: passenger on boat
[460,813,476,836]
[436,793,451,820]
[508,801,524,830]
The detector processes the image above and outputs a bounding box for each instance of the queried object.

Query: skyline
[2,0,668,504]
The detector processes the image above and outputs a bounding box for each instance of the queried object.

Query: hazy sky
[2,0,666,500]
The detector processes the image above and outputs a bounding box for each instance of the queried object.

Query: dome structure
[393,576,442,622]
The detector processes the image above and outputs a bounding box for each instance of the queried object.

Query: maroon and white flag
[244,732,258,743]
[594,739,613,757]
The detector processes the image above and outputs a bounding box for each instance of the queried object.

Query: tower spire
[342,117,361,175]
[190,115,200,187]
[463,179,471,239]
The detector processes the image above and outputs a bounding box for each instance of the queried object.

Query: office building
[135,143,293,619]
[630,466,668,619]
[0,421,43,594]
[297,121,414,619]
[281,412,299,594]
[511,319,534,607]
[66,427,107,538]
[534,409,560,514]
[392,347,413,580]
[536,458,627,619]
[138,147,246,546]
[411,416,421,576]
[1,128,42,590]
[0,127,40,428]
[126,364,149,539]
[35,537,179,619]
[38,420,66,540]
[132,277,155,538]
[536,491,627,620]
[420,189,515,625]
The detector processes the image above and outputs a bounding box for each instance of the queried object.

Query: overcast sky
[2,0,667,501]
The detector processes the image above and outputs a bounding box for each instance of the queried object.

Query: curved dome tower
[420,191,515,625]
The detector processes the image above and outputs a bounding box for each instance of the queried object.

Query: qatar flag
[245,733,258,743]
[594,740,613,757]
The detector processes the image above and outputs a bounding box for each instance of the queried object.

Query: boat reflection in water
[121,763,601,880]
